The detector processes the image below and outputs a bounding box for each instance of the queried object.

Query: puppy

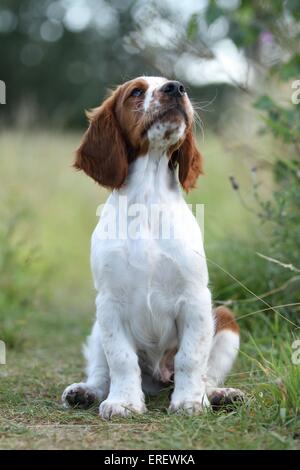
[62,77,243,418]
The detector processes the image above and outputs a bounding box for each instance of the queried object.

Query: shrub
[0,210,44,349]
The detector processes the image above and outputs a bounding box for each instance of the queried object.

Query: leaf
[278,54,300,81]
[187,14,198,40]
[274,159,298,183]
[285,0,300,20]
[254,95,274,111]
[206,3,223,25]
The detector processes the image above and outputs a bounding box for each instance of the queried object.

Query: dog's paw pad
[62,383,97,409]
[209,388,245,411]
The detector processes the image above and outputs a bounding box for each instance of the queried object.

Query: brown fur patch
[74,95,129,189]
[74,79,150,189]
[169,129,203,192]
[158,348,176,383]
[214,306,240,334]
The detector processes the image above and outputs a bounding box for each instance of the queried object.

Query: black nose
[160,81,186,97]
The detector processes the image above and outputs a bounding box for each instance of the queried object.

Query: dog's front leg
[170,288,214,415]
[97,296,146,419]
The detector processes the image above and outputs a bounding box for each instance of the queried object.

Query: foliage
[186,0,300,320]
[0,210,45,348]
[254,95,300,145]
[250,66,300,314]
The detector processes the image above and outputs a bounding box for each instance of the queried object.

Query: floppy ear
[74,94,128,189]
[170,128,203,192]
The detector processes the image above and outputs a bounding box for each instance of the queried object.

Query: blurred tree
[0,0,158,127]
[0,0,242,128]
[0,0,299,135]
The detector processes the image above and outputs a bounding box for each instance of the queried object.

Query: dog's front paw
[169,394,210,415]
[62,382,100,409]
[208,387,245,411]
[99,399,147,419]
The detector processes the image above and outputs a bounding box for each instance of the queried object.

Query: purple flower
[260,31,273,44]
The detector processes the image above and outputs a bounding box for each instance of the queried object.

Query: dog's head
[74,76,203,192]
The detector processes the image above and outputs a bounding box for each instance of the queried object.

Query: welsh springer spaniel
[62,76,244,418]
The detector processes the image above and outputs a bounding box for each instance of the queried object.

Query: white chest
[91,152,208,361]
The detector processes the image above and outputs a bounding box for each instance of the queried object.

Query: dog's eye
[131,88,144,97]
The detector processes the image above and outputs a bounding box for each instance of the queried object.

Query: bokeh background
[0,0,299,450]
[1,0,294,127]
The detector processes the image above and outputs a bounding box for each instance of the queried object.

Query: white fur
[142,76,167,111]
[207,330,240,389]
[62,77,240,418]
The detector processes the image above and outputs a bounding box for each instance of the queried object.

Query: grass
[0,130,299,450]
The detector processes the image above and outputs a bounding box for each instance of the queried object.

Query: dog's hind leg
[62,320,110,409]
[206,306,245,410]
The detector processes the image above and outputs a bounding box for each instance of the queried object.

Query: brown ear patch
[74,92,128,190]
[214,306,240,334]
[169,128,203,192]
